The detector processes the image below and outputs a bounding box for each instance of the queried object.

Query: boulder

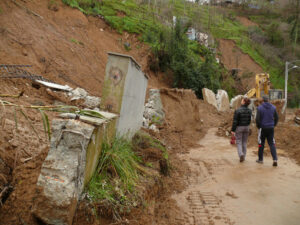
[230,95,243,110]
[216,90,230,112]
[84,96,101,108]
[202,88,217,109]
[69,87,88,101]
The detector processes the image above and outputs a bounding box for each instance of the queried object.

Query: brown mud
[217,39,263,92]
[172,128,300,225]
[1,0,300,224]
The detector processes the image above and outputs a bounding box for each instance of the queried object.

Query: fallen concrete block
[32,113,117,225]
[202,88,217,109]
[230,95,243,110]
[32,119,94,225]
[216,90,230,112]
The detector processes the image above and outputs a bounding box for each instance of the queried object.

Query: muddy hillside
[1,0,300,225]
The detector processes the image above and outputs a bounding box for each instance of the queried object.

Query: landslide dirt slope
[0,0,164,96]
[217,38,263,93]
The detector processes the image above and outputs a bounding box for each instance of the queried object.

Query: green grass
[70,38,84,45]
[132,131,168,161]
[62,0,286,92]
[88,136,142,219]
[62,0,160,34]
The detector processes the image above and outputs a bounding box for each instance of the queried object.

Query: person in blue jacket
[256,95,279,167]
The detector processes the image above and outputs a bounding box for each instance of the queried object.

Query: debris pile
[143,89,165,132]
[68,87,101,109]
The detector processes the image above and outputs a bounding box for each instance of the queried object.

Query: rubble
[230,95,243,110]
[143,89,165,132]
[202,88,217,109]
[68,87,101,109]
[216,90,230,112]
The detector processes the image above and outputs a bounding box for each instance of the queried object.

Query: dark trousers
[258,128,277,161]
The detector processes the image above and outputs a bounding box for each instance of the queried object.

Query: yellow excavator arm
[245,73,270,98]
[246,88,256,98]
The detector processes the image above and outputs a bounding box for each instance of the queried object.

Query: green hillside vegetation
[62,0,299,105]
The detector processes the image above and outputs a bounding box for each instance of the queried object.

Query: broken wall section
[32,111,117,225]
[143,89,165,132]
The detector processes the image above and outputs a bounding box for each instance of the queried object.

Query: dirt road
[172,128,300,225]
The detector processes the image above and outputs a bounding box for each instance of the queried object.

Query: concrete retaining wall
[101,52,148,138]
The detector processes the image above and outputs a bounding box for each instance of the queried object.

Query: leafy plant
[132,131,168,161]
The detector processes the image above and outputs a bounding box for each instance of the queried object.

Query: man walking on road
[256,95,279,167]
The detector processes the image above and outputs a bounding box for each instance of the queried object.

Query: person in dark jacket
[256,95,279,166]
[231,97,252,162]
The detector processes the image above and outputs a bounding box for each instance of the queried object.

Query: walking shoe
[240,155,245,162]
[256,159,263,164]
[273,161,278,167]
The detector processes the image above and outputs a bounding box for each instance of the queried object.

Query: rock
[69,87,88,101]
[84,96,101,108]
[230,95,243,110]
[143,117,149,128]
[149,124,159,132]
[69,88,101,109]
[202,88,217,109]
[216,90,230,112]
[143,89,165,127]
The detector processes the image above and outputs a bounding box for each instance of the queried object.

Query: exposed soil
[172,128,300,225]
[1,0,300,225]
[218,39,263,92]
[0,0,167,97]
[236,16,258,27]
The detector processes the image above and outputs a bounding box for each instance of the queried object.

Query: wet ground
[172,128,300,225]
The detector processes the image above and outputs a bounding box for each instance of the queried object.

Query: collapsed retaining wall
[32,112,117,225]
[32,52,148,225]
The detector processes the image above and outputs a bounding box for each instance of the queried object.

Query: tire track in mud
[172,129,234,225]
[172,127,300,225]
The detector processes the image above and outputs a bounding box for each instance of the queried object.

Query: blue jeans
[258,128,277,161]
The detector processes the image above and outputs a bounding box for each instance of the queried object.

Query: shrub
[151,19,222,98]
[266,22,284,47]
